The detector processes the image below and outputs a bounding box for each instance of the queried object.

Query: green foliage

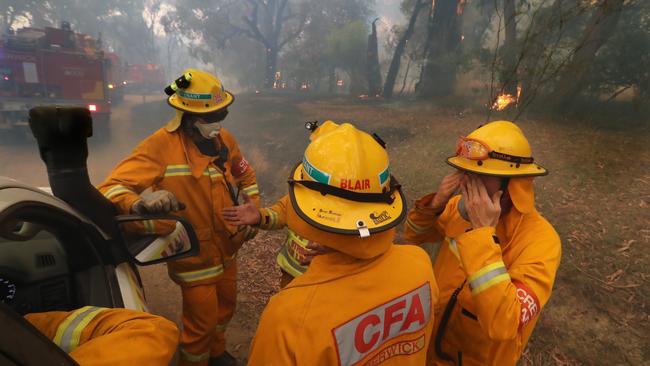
[325,21,368,71]
[587,3,650,100]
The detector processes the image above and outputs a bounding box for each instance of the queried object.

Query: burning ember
[336,79,344,87]
[492,93,516,111]
[491,86,522,111]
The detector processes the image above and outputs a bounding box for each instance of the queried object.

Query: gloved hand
[132,190,183,214]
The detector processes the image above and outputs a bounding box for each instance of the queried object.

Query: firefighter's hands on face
[222,194,261,226]
[460,174,502,228]
[429,170,464,211]
[132,190,182,214]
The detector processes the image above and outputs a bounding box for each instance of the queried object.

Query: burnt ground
[1,93,647,365]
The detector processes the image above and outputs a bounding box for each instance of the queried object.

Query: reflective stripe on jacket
[258,195,309,277]
[404,186,561,366]
[25,307,179,366]
[98,127,260,286]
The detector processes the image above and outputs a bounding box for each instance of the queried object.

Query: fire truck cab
[0,23,112,140]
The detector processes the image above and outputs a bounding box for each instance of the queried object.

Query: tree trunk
[349,69,366,96]
[399,57,413,95]
[264,46,279,89]
[382,0,426,98]
[328,67,336,93]
[367,18,382,96]
[501,0,518,95]
[548,0,625,108]
[416,0,462,99]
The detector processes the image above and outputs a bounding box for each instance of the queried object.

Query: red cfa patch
[231,157,249,177]
[514,281,540,330]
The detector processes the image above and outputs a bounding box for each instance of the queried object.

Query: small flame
[492,93,517,111]
[336,79,344,86]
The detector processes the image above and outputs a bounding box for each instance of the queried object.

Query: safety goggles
[455,136,534,164]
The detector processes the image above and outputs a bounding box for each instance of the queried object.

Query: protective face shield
[194,121,222,139]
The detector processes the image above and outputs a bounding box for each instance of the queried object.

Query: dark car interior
[0,202,118,315]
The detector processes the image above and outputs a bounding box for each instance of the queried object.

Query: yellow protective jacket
[98,127,260,286]
[248,245,439,366]
[258,195,310,277]
[403,178,561,365]
[25,307,179,366]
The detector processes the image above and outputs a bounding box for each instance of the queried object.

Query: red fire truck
[105,52,128,104]
[0,24,113,139]
[126,63,165,94]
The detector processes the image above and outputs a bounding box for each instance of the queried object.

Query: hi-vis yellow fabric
[98,127,259,286]
[403,178,561,366]
[25,307,179,366]
[258,195,309,278]
[248,245,439,366]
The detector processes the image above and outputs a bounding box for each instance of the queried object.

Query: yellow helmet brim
[167,90,234,114]
[288,163,406,235]
[447,156,548,177]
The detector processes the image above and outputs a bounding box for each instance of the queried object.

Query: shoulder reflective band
[288,176,401,204]
[53,306,107,352]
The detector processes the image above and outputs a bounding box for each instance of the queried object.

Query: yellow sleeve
[221,128,260,208]
[453,215,561,343]
[403,192,448,244]
[97,138,165,214]
[258,195,289,230]
[25,307,179,366]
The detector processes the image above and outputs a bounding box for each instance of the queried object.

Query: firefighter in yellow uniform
[222,122,341,288]
[403,121,561,365]
[248,121,439,365]
[25,307,179,365]
[98,69,259,366]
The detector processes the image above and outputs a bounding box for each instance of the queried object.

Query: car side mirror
[115,215,199,266]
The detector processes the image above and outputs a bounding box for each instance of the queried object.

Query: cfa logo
[332,283,431,366]
[369,211,391,225]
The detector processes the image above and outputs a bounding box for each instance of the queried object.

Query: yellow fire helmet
[287,121,406,244]
[447,120,548,177]
[164,68,234,131]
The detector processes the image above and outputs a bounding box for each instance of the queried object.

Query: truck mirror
[115,215,199,266]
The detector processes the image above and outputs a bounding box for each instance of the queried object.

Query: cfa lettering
[354,293,426,353]
[340,179,370,190]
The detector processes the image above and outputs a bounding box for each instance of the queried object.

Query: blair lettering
[340,179,371,190]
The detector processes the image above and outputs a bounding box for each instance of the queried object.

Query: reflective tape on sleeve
[53,306,107,353]
[406,217,434,234]
[180,348,210,362]
[468,261,510,295]
[103,185,133,199]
